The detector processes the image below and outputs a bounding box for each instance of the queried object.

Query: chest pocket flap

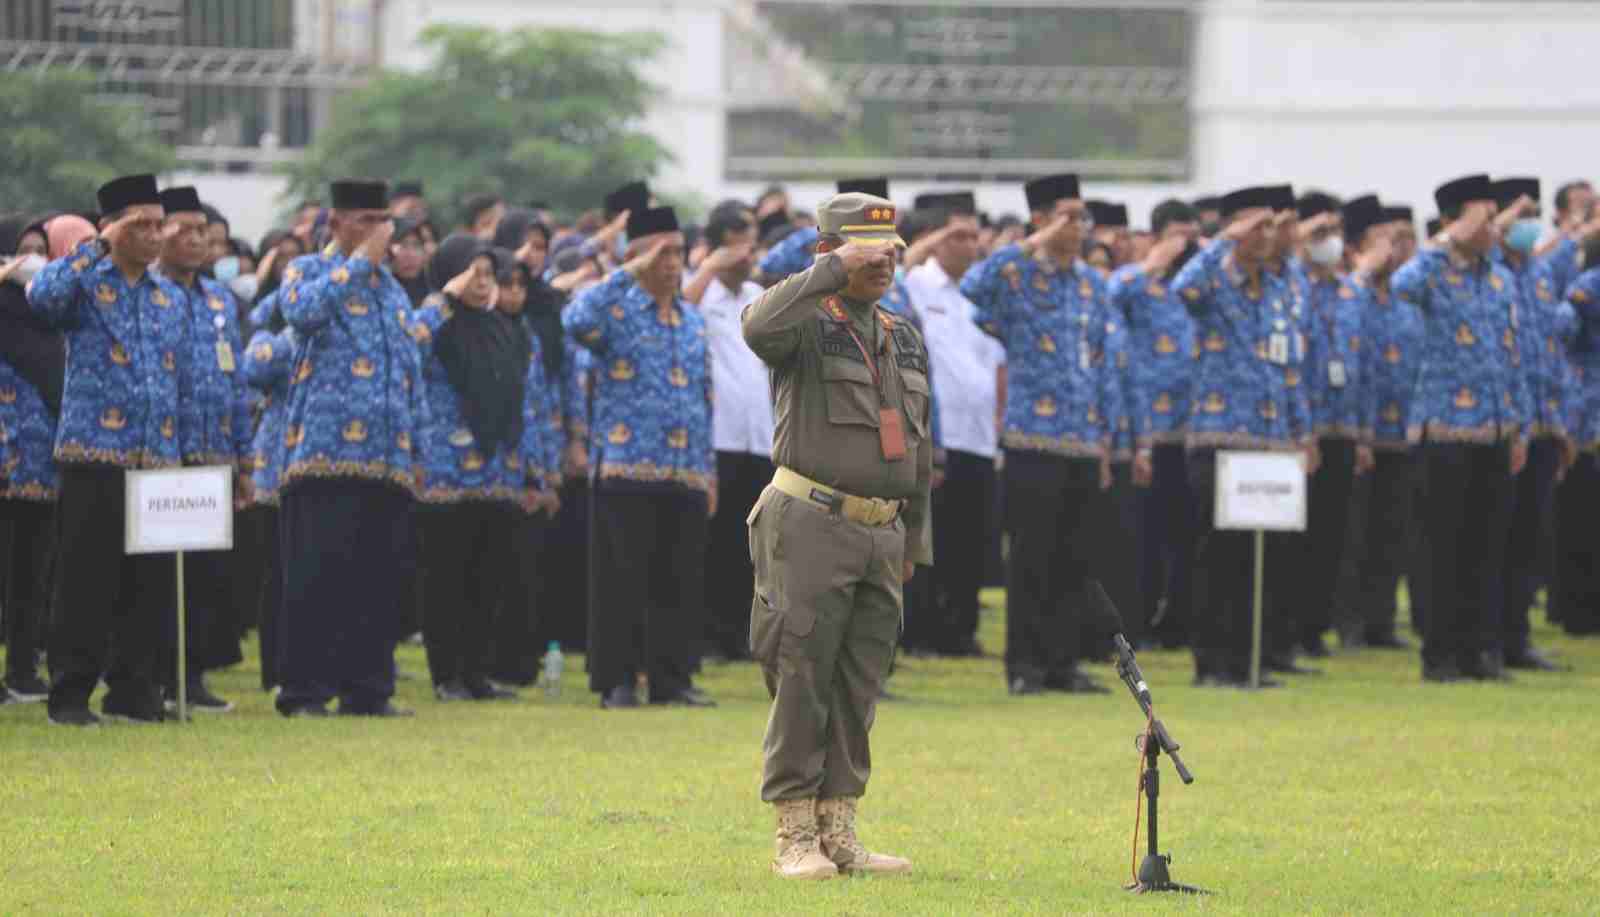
[900,367,931,439]
[821,357,879,428]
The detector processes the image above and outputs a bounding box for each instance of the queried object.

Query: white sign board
[125,466,234,554]
[1215,450,1307,532]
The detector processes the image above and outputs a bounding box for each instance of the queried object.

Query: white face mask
[1307,235,1344,267]
[228,274,259,304]
[6,253,46,287]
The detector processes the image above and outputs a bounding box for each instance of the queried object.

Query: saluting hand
[1021,213,1076,255]
[1141,234,1190,275]
[701,241,753,275]
[623,237,674,279]
[1353,235,1392,276]
[1296,211,1339,245]
[1493,194,1538,233]
[358,218,395,263]
[1223,210,1275,243]
[833,242,893,279]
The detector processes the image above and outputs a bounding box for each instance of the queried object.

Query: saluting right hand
[359,218,395,263]
[833,242,893,278]
[1141,234,1190,275]
[1222,210,1274,243]
[701,241,753,275]
[1353,235,1393,276]
[623,237,675,279]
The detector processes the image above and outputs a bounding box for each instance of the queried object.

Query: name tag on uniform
[1328,360,1347,388]
[216,339,236,373]
[1267,333,1290,366]
[879,407,907,462]
[1079,341,1092,371]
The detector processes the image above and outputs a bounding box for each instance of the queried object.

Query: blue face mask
[1505,218,1542,254]
[213,255,241,282]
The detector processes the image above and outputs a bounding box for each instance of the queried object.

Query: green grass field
[2,592,1596,915]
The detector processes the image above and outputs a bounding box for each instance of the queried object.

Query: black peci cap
[392,181,424,199]
[914,191,977,216]
[837,177,890,199]
[1492,177,1540,210]
[1024,174,1080,212]
[1382,205,1415,225]
[1264,184,1296,213]
[1220,186,1279,220]
[1434,174,1494,213]
[1426,217,1443,237]
[1341,194,1385,244]
[627,206,680,239]
[1193,195,1221,212]
[157,186,204,215]
[605,181,650,219]
[330,179,390,210]
[97,174,161,215]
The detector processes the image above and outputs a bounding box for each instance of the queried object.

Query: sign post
[1214,451,1307,689]
[126,466,234,722]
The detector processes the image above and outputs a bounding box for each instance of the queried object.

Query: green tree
[0,70,176,215]
[285,25,672,226]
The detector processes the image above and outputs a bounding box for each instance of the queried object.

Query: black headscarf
[427,234,529,457]
[391,216,430,306]
[0,213,66,414]
[491,207,566,380]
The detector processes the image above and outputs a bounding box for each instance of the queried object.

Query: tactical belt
[772,467,902,527]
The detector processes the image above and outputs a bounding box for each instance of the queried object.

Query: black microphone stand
[1114,638,1207,895]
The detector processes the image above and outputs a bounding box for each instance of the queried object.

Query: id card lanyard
[828,299,907,462]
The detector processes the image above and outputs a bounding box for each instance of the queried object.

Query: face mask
[213,256,241,283]
[228,274,259,304]
[1505,218,1542,254]
[1307,235,1344,267]
[6,253,46,286]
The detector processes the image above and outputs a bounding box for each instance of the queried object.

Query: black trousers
[0,499,54,683]
[156,547,244,692]
[1406,458,1432,635]
[1096,462,1145,648]
[1354,450,1420,642]
[1502,436,1560,654]
[491,508,552,685]
[48,465,175,714]
[278,479,408,712]
[588,488,707,698]
[929,450,997,653]
[230,505,268,637]
[255,505,283,690]
[1003,450,1100,684]
[1284,438,1357,650]
[704,451,774,659]
[1554,453,1600,634]
[542,478,590,651]
[420,501,517,689]
[1140,444,1195,647]
[1187,450,1291,677]
[1420,442,1514,665]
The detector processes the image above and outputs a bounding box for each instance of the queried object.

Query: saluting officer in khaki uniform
[741,192,933,880]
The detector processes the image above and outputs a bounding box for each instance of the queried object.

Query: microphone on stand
[1086,580,1152,708]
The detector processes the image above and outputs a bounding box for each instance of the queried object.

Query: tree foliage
[285,26,672,225]
[0,70,177,216]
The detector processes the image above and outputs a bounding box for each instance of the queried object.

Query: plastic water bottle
[541,642,564,698]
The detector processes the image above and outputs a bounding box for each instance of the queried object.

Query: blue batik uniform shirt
[27,239,186,468]
[1169,239,1311,451]
[1107,263,1196,449]
[562,268,715,496]
[1392,243,1530,445]
[1301,265,1374,442]
[1495,246,1578,440]
[758,226,821,280]
[241,297,297,506]
[1563,267,1600,447]
[960,243,1121,459]
[161,270,252,469]
[1351,274,1425,451]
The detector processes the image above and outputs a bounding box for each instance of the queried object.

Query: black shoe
[654,687,717,708]
[278,703,331,718]
[1008,676,1046,696]
[1504,647,1565,672]
[433,681,473,702]
[4,673,49,703]
[1422,658,1463,683]
[102,694,165,724]
[466,679,519,701]
[1366,633,1413,651]
[170,679,233,714]
[1300,637,1332,659]
[1462,650,1512,682]
[339,701,415,717]
[1265,652,1322,676]
[601,685,641,709]
[48,706,102,727]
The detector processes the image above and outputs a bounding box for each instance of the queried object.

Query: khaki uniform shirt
[741,252,934,565]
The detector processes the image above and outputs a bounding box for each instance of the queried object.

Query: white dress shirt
[905,260,1005,458]
[698,275,774,456]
